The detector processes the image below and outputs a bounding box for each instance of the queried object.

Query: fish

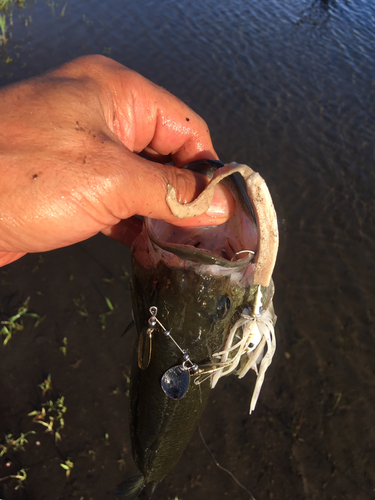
[115,160,279,500]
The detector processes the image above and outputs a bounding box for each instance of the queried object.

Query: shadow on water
[0,0,375,499]
[294,0,349,27]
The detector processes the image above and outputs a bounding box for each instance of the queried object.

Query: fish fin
[115,473,145,499]
[138,482,157,499]
[122,319,135,337]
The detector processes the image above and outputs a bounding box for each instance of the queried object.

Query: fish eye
[216,295,231,319]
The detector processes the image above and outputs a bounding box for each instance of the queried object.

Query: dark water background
[0,0,374,499]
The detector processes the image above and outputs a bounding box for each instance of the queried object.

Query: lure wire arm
[148,307,198,375]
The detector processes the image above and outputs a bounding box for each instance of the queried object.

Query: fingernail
[205,184,234,218]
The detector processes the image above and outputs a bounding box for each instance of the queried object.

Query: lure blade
[161,366,190,400]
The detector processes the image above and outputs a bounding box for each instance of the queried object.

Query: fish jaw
[166,161,279,287]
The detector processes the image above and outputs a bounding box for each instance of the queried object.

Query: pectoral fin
[115,473,145,499]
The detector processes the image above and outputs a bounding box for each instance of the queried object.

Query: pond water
[0,0,374,499]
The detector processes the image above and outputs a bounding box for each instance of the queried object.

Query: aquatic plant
[38,374,53,396]
[0,296,45,345]
[0,0,27,44]
[0,0,26,14]
[0,468,28,490]
[60,458,74,479]
[0,431,35,456]
[59,336,68,356]
[29,396,67,443]
[0,14,7,44]
[103,432,110,446]
[98,296,116,330]
[73,294,89,317]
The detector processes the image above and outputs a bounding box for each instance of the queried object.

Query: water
[0,0,374,498]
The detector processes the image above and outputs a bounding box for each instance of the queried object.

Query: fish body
[116,160,278,499]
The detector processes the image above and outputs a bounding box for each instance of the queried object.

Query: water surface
[0,0,374,499]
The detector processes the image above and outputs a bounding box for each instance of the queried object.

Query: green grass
[60,458,73,479]
[98,296,116,330]
[38,374,53,396]
[28,396,67,443]
[60,337,68,356]
[0,0,26,12]
[0,297,45,345]
[0,431,35,456]
[0,14,7,44]
[0,468,28,490]
[0,0,32,46]
[0,0,27,44]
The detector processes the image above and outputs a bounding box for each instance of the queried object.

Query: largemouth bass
[116,160,279,499]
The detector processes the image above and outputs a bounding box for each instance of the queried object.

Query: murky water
[1,0,374,499]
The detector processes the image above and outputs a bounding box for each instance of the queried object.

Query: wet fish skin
[129,260,254,490]
[116,160,277,499]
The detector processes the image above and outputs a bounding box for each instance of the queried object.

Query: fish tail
[115,473,145,499]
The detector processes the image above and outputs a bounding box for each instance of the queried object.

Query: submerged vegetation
[60,458,74,479]
[98,296,116,330]
[0,0,118,68]
[0,0,69,63]
[0,375,70,493]
[0,431,35,457]
[0,296,45,345]
[0,0,25,45]
[29,395,67,443]
[0,432,33,492]
[0,13,7,44]
[0,468,28,491]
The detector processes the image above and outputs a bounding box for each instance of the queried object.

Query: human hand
[0,55,235,267]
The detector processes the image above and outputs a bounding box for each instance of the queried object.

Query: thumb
[0,252,27,267]
[101,156,236,246]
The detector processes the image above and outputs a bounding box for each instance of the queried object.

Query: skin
[0,55,235,267]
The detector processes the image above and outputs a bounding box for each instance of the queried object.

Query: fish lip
[165,160,279,287]
[144,159,259,270]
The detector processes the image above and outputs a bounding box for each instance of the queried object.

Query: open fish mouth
[165,160,278,287]
[146,164,257,267]
[142,160,279,412]
[144,160,278,285]
[146,215,256,267]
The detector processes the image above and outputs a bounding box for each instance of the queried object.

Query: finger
[140,146,172,164]
[102,217,143,247]
[108,151,235,227]
[103,161,235,249]
[62,56,218,165]
[130,79,218,166]
[0,252,27,267]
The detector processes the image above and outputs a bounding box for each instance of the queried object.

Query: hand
[0,55,235,267]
